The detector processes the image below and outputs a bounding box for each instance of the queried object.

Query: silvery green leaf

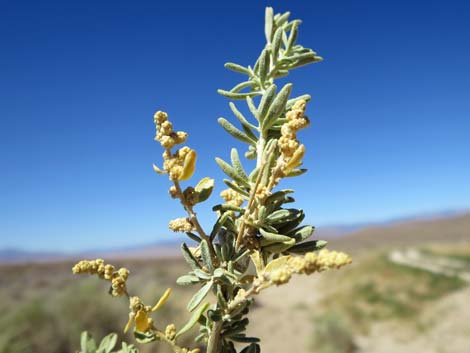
[287,240,328,254]
[215,157,250,187]
[81,332,96,353]
[285,168,308,177]
[275,11,290,27]
[259,228,294,246]
[194,177,214,203]
[193,269,212,280]
[266,209,294,224]
[229,102,258,130]
[207,309,222,322]
[210,212,231,239]
[245,149,256,160]
[97,333,117,353]
[187,280,213,312]
[272,27,284,60]
[217,89,260,100]
[264,83,292,131]
[257,84,277,122]
[286,20,300,52]
[223,179,250,197]
[258,49,270,84]
[277,211,305,234]
[230,148,249,180]
[200,240,213,272]
[264,189,294,205]
[218,118,255,144]
[265,7,274,42]
[133,331,157,344]
[216,285,228,308]
[286,94,311,109]
[212,203,245,213]
[231,335,260,343]
[288,225,315,242]
[230,80,255,93]
[273,69,289,79]
[291,55,323,68]
[224,62,251,75]
[262,240,295,253]
[246,96,260,120]
[213,268,225,279]
[176,274,200,286]
[186,232,201,243]
[258,205,267,224]
[248,166,260,183]
[194,333,206,343]
[181,243,202,270]
[176,302,209,338]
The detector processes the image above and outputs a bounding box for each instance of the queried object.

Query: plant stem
[206,320,223,353]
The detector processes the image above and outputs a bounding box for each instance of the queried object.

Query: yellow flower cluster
[163,147,197,181]
[124,288,172,333]
[268,249,352,285]
[278,100,309,173]
[72,259,130,297]
[220,188,245,207]
[153,111,197,181]
[154,111,187,149]
[169,217,194,232]
[165,323,177,340]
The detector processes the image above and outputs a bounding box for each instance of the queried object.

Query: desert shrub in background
[73,7,351,353]
[310,312,357,353]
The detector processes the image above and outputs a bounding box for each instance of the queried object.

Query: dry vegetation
[1,215,469,353]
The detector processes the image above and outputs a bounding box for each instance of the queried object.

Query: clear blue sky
[1,0,469,252]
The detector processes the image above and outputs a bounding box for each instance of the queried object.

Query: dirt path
[388,249,470,282]
[247,275,323,353]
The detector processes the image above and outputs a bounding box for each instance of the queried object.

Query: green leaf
[194,177,214,203]
[224,62,251,75]
[246,96,260,120]
[231,148,249,180]
[286,20,300,52]
[263,83,292,130]
[259,228,295,246]
[285,168,308,177]
[176,274,200,286]
[217,89,260,100]
[257,84,277,122]
[286,95,311,109]
[215,157,250,187]
[258,49,270,84]
[287,240,328,254]
[181,243,202,270]
[223,179,250,197]
[176,302,210,338]
[187,280,213,311]
[272,27,284,60]
[186,232,201,243]
[265,7,274,42]
[193,269,212,280]
[200,240,213,272]
[212,203,245,213]
[97,333,118,353]
[80,331,96,353]
[231,80,255,93]
[218,118,256,144]
[275,11,290,27]
[229,102,258,130]
[231,335,260,343]
[133,331,157,344]
[288,225,315,242]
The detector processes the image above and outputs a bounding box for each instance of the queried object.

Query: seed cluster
[169,217,195,232]
[72,259,130,297]
[220,188,245,207]
[268,249,352,285]
[278,99,309,173]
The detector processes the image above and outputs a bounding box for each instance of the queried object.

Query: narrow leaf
[218,89,260,100]
[223,179,250,197]
[224,62,250,75]
[231,148,249,180]
[218,118,255,144]
[200,240,213,272]
[259,228,295,246]
[288,240,328,254]
[264,83,292,130]
[187,280,213,312]
[257,84,277,122]
[229,102,258,130]
[176,302,210,338]
[181,243,202,270]
[265,7,274,43]
[215,157,250,187]
[246,96,260,120]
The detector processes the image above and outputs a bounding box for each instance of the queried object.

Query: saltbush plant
[73,7,351,353]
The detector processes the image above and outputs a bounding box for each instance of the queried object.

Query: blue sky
[1,0,469,252]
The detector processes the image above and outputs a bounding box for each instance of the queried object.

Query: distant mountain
[328,213,470,253]
[1,210,468,264]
